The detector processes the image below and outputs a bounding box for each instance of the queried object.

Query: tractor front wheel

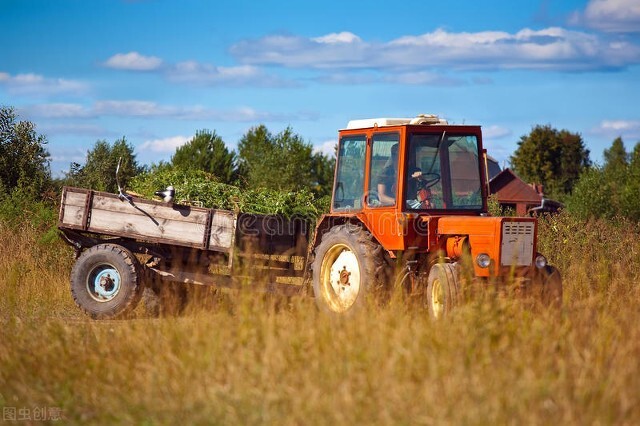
[426,262,460,319]
[540,265,563,309]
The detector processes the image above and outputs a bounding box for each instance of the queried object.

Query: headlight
[476,253,491,268]
[535,254,547,269]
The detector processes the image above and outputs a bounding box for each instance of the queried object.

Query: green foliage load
[510,124,590,200]
[129,165,329,219]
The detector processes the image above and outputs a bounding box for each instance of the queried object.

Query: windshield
[332,135,367,211]
[405,133,482,211]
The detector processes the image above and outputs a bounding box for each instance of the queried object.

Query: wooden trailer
[58,186,312,318]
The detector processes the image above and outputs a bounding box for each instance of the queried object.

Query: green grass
[1,212,639,424]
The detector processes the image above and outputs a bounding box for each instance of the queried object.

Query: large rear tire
[426,262,460,319]
[70,244,143,319]
[311,224,387,314]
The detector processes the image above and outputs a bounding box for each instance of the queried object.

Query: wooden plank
[209,211,235,249]
[64,190,90,208]
[88,209,208,246]
[91,194,210,224]
[61,205,85,227]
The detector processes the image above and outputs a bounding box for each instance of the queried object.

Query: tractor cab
[331,114,488,251]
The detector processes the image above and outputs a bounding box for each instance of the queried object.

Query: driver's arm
[377,183,395,205]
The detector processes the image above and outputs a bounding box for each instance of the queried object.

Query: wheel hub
[99,274,115,292]
[339,267,351,285]
[88,266,121,302]
[325,248,361,310]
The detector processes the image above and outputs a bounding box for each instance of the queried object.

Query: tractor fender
[309,214,374,252]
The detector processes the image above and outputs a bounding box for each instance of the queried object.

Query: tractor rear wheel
[426,262,460,319]
[311,224,387,314]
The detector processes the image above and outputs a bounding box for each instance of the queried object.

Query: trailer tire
[311,224,387,314]
[70,244,142,319]
[426,262,460,319]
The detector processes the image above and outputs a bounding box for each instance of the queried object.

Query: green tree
[237,125,334,196]
[65,137,142,193]
[567,137,640,222]
[0,106,51,198]
[171,130,236,184]
[510,125,590,199]
[310,151,335,197]
[603,136,628,170]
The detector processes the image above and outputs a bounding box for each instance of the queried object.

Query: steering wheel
[416,172,440,189]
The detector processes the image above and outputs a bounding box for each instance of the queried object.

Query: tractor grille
[500,221,534,266]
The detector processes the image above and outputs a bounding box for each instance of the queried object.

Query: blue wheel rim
[87,264,121,302]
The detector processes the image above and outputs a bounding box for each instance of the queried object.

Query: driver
[376,143,398,205]
[407,167,433,209]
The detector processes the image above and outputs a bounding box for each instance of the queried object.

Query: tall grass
[1,211,639,424]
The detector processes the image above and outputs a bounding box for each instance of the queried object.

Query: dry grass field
[1,213,639,425]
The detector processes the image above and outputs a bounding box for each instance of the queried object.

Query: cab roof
[346,114,448,130]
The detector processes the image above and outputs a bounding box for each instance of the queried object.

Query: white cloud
[313,32,362,44]
[230,27,640,72]
[23,103,94,119]
[167,61,293,87]
[313,139,337,157]
[101,52,290,86]
[591,119,640,139]
[0,71,87,96]
[482,125,512,140]
[385,71,466,86]
[572,0,640,33]
[314,73,378,85]
[138,136,190,153]
[49,147,89,164]
[229,33,368,69]
[94,100,176,117]
[104,52,163,71]
[22,100,303,122]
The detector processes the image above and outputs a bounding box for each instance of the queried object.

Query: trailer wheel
[426,262,460,319]
[70,244,142,319]
[311,224,386,314]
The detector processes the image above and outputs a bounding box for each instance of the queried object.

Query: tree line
[1,104,638,221]
[64,125,335,198]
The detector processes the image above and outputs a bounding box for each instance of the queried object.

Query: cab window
[367,133,400,207]
[405,133,482,210]
[332,135,366,211]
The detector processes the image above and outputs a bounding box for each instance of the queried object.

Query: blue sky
[1,0,639,177]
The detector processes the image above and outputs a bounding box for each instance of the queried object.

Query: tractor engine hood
[436,216,538,277]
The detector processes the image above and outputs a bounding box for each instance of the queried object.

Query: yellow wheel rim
[319,243,361,313]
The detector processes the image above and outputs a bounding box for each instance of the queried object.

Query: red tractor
[310,114,562,316]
